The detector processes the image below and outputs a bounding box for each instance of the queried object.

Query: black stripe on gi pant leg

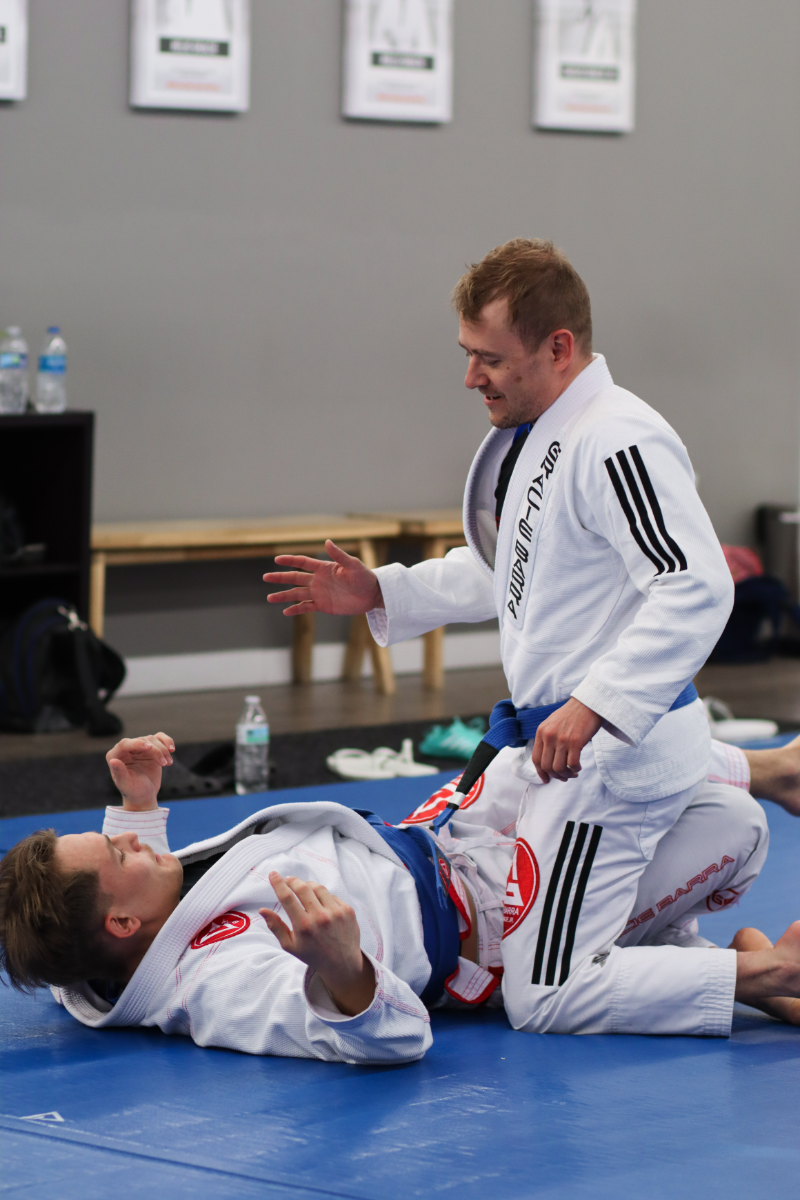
[615,450,676,572]
[558,824,603,985]
[604,458,665,575]
[532,822,575,985]
[544,823,589,986]
[628,444,688,571]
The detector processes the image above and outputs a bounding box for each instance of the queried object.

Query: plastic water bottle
[0,326,29,414]
[235,695,270,794]
[35,327,67,413]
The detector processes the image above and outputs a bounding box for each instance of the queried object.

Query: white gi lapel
[495,356,615,630]
[462,426,514,577]
[495,414,563,627]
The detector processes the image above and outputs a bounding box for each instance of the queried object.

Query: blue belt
[356,811,460,1008]
[430,682,699,833]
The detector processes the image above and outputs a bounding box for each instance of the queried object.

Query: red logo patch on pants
[191,910,250,949]
[401,772,485,826]
[706,888,739,912]
[502,840,540,938]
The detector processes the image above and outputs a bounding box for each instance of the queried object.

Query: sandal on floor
[326,747,400,781]
[326,740,439,781]
[703,696,778,743]
[391,739,440,777]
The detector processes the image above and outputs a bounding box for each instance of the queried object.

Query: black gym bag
[709,575,800,664]
[0,598,126,736]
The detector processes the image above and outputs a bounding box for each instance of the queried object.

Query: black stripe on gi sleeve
[629,444,688,571]
[615,450,677,572]
[604,456,666,575]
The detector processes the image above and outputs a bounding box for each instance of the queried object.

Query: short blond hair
[452,238,592,355]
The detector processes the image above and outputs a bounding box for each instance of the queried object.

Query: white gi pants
[500,744,768,1037]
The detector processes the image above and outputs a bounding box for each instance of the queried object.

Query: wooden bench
[349,508,466,689]
[90,515,402,694]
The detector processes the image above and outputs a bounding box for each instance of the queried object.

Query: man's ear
[550,329,575,369]
[104,912,142,940]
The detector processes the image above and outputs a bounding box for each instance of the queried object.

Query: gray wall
[2,1,799,658]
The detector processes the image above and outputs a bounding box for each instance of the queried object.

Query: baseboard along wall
[117,630,502,697]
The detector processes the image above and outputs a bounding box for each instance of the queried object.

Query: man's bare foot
[731,925,800,1025]
[744,733,800,815]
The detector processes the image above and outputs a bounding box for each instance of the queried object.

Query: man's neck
[115,908,177,986]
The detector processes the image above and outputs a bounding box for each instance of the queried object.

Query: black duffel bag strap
[60,607,124,736]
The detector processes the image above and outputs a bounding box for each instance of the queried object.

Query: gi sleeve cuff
[366,606,389,647]
[368,562,415,646]
[303,963,381,1026]
[102,806,171,855]
[571,675,653,746]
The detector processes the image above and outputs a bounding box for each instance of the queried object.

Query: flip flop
[709,719,779,744]
[326,748,399,781]
[391,738,439,777]
[326,740,439,781]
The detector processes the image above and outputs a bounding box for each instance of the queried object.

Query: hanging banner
[533,0,636,134]
[342,0,453,124]
[130,0,250,113]
[0,0,27,101]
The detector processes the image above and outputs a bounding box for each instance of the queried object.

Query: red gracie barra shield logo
[191,910,250,950]
[401,773,485,826]
[706,888,739,912]
[502,840,540,938]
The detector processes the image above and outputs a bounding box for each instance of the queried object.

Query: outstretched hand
[260,871,376,1017]
[263,540,383,617]
[106,733,174,811]
[532,698,602,784]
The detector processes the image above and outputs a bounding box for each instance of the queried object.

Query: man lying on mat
[1,731,799,1065]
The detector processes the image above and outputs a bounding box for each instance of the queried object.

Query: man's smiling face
[458,297,554,430]
[56,830,183,944]
[459,296,589,430]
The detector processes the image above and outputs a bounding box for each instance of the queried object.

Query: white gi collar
[462,354,614,578]
[494,355,614,627]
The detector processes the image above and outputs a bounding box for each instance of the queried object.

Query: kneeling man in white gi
[1,732,799,1065]
[263,238,797,1041]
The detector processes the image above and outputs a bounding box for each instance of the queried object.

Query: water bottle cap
[245,695,261,704]
[47,326,60,334]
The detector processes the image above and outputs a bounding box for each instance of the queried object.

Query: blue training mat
[2,756,800,1199]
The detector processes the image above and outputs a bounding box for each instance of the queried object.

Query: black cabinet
[0,412,94,623]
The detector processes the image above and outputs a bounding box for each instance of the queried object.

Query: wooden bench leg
[423,627,445,691]
[422,536,448,690]
[292,613,315,685]
[360,538,395,696]
[90,552,107,638]
[339,539,396,695]
[369,637,396,696]
[343,615,370,680]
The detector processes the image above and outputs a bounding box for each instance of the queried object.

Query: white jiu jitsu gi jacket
[52,801,436,1065]
[368,355,734,802]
